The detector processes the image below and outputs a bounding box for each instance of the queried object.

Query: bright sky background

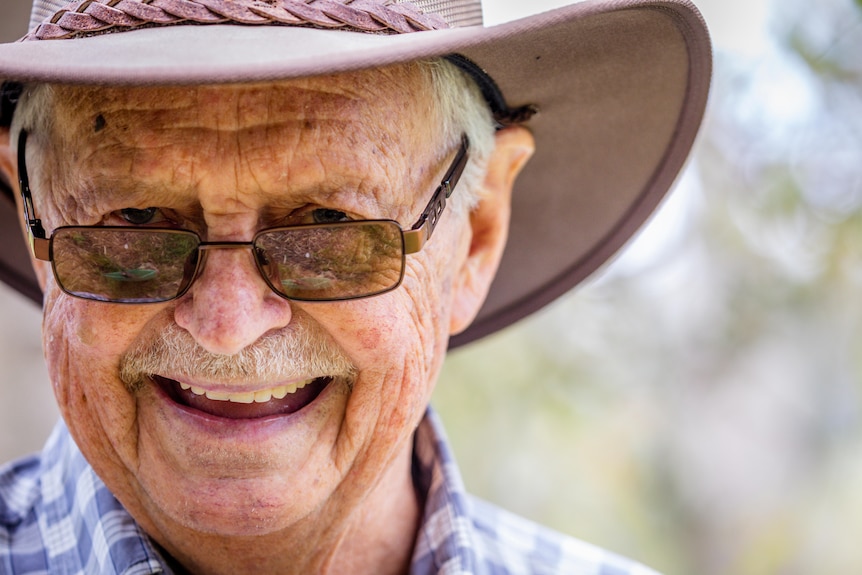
[483,0,772,54]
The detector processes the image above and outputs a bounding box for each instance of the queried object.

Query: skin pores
[27,67,473,574]
[12,61,533,573]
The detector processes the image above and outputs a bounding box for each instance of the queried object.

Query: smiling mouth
[153,375,333,419]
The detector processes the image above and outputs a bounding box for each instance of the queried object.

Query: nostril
[172,249,294,356]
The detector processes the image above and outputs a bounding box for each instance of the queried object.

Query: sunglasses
[17,130,469,303]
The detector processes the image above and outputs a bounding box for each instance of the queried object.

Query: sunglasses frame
[17,129,470,303]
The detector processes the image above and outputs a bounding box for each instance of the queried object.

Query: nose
[173,246,293,355]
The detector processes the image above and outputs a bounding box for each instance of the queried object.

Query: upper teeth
[179,380,313,404]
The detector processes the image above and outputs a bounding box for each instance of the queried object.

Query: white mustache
[119,321,356,391]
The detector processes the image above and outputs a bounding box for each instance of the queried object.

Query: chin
[147,474,326,538]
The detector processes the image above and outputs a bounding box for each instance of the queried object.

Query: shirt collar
[38,421,166,574]
[32,408,482,575]
[410,408,482,575]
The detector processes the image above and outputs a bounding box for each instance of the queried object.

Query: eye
[312,208,351,224]
[120,207,160,225]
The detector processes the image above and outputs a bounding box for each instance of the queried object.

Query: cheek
[349,248,457,396]
[41,289,157,462]
[396,225,466,360]
[43,295,136,371]
[355,324,383,350]
[324,280,446,426]
[350,278,445,366]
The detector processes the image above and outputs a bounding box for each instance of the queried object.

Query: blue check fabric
[0,424,164,575]
[1,410,659,574]
[410,410,659,575]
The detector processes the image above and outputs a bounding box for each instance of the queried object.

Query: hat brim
[0,0,711,348]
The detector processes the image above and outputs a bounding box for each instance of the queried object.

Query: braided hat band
[26,0,484,41]
[16,0,531,127]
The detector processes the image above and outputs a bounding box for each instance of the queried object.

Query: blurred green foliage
[434,1,862,574]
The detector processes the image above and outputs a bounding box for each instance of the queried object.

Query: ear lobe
[449,125,535,336]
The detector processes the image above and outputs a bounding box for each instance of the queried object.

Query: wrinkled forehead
[42,63,439,151]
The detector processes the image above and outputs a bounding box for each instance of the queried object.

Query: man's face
[23,68,475,542]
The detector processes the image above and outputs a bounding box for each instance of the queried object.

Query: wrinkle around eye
[120,207,159,225]
[104,207,185,228]
[267,204,359,228]
[312,208,352,224]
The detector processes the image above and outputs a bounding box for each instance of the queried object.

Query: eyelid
[313,208,352,223]
[109,207,177,227]
[286,205,355,225]
[121,207,159,224]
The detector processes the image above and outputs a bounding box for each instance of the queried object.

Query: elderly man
[0,0,710,573]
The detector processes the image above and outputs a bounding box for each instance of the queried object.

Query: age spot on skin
[94,114,107,133]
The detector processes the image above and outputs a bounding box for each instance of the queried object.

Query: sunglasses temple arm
[28,237,50,262]
[403,182,448,255]
[403,135,470,256]
[402,228,427,255]
[16,130,50,261]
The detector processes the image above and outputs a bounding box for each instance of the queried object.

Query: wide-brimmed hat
[0,0,711,348]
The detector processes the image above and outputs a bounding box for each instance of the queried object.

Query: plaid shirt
[1,410,658,574]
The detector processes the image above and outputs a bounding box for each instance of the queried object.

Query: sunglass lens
[51,228,199,303]
[254,222,405,301]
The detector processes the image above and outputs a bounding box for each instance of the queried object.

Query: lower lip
[147,375,341,435]
[154,375,331,419]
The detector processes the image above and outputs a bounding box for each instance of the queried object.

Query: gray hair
[417,57,497,215]
[12,57,497,216]
[9,82,53,149]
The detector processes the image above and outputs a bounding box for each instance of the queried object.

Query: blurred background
[2,1,862,573]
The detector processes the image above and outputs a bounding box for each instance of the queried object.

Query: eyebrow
[72,170,405,229]
[40,126,443,228]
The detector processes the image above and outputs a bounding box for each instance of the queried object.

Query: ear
[449,125,534,335]
[0,127,50,293]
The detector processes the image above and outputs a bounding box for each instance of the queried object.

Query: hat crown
[29,0,483,32]
[30,0,66,28]
[411,0,482,27]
